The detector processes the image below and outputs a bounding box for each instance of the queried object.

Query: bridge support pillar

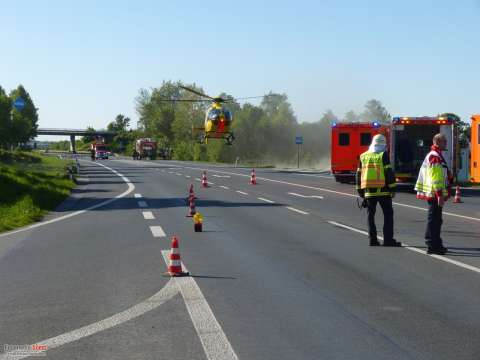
[70,135,76,153]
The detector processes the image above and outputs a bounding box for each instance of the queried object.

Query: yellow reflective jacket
[415,149,450,201]
[356,151,396,198]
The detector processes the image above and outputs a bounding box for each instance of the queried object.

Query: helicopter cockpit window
[224,110,232,121]
[208,109,221,120]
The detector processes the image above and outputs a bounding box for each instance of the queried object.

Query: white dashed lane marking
[258,197,274,203]
[286,207,309,215]
[219,186,230,190]
[288,192,324,199]
[142,211,155,220]
[149,226,166,237]
[236,191,248,196]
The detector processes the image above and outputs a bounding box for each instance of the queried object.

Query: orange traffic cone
[454,185,462,203]
[201,171,208,187]
[187,197,196,217]
[188,184,196,200]
[165,236,189,277]
[250,169,257,185]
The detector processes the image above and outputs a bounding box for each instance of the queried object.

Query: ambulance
[331,122,389,183]
[470,115,480,182]
[391,116,459,183]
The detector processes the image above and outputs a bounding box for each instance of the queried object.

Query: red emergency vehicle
[331,122,389,183]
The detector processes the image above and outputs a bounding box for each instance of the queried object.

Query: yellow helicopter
[161,86,266,145]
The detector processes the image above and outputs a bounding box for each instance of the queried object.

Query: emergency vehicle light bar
[392,117,453,125]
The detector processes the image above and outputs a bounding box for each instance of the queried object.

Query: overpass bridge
[36,128,117,153]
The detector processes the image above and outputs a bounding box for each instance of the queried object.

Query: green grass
[0,151,75,233]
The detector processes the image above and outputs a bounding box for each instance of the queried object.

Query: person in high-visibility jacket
[414,133,452,255]
[356,134,401,247]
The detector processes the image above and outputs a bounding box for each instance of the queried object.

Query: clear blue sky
[2,0,479,140]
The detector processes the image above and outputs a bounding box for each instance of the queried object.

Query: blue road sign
[295,136,303,145]
[13,97,25,111]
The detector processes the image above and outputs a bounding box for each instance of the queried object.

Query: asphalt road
[1,158,479,360]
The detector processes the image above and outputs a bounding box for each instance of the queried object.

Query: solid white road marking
[327,221,480,275]
[161,251,239,360]
[236,190,248,195]
[286,207,309,215]
[134,193,142,198]
[142,211,155,220]
[0,161,135,238]
[288,192,324,199]
[0,280,178,360]
[138,201,148,208]
[219,186,230,190]
[159,163,480,223]
[150,226,166,237]
[258,197,274,203]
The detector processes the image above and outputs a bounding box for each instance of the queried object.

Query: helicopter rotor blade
[179,86,215,100]
[157,99,212,102]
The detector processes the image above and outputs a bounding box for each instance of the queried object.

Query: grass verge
[0,151,75,233]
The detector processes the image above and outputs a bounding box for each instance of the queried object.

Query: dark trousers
[425,200,443,248]
[366,196,394,243]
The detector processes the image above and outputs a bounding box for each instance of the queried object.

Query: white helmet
[371,134,386,147]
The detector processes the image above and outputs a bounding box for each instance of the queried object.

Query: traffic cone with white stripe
[454,185,462,203]
[201,171,208,187]
[165,236,189,277]
[187,197,196,217]
[188,183,196,200]
[250,169,257,185]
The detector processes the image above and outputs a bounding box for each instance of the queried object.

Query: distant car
[95,151,109,160]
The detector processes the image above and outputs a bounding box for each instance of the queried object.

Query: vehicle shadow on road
[55,197,284,212]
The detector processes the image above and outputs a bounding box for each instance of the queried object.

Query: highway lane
[118,159,480,359]
[155,160,480,269]
[0,159,479,359]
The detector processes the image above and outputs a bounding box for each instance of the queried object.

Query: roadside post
[295,136,303,169]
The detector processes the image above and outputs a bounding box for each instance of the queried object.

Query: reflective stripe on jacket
[415,150,449,201]
[356,151,396,198]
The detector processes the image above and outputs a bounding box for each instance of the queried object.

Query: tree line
[0,85,38,149]
[132,80,392,166]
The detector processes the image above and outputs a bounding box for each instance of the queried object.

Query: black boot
[427,247,447,255]
[370,239,381,246]
[383,239,402,247]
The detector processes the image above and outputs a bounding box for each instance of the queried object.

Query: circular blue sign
[13,97,25,111]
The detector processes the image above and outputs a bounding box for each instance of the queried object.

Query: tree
[360,99,390,123]
[136,81,207,140]
[440,113,470,147]
[319,109,337,125]
[82,127,96,143]
[107,114,131,132]
[344,110,359,122]
[9,85,38,146]
[0,86,11,148]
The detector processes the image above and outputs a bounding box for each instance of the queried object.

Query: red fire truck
[90,141,109,160]
[331,122,389,183]
[391,116,459,183]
